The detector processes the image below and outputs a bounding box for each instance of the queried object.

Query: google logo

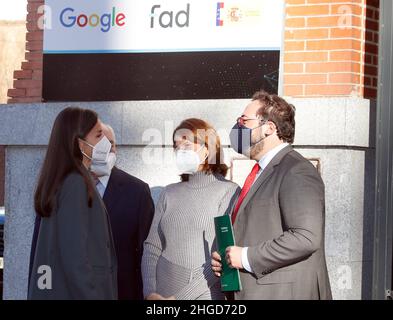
[60,7,126,33]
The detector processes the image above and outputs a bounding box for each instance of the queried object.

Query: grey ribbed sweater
[142,172,240,300]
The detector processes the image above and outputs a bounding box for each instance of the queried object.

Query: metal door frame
[372,0,393,300]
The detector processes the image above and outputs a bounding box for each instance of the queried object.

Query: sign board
[42,0,284,101]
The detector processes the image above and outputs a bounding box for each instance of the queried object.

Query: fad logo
[150,3,190,28]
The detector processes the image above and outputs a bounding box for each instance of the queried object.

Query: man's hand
[225,246,243,269]
[211,251,222,277]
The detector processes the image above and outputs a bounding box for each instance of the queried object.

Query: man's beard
[249,137,264,159]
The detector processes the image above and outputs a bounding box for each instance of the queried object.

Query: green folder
[214,215,242,292]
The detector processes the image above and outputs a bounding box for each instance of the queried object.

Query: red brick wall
[284,0,379,98]
[6,0,379,102]
[364,0,379,99]
[7,0,44,103]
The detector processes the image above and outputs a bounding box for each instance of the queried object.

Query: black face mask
[229,122,267,156]
[229,123,253,156]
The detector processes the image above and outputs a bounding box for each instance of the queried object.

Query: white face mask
[80,135,112,163]
[90,152,116,177]
[175,145,207,175]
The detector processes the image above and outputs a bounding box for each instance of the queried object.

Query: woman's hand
[146,293,165,300]
[146,293,176,300]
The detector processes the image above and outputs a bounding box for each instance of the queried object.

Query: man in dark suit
[211,91,332,299]
[30,124,155,300]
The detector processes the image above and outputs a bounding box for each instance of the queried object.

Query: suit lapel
[103,167,121,212]
[234,145,293,221]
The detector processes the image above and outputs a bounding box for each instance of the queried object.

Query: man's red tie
[231,163,261,224]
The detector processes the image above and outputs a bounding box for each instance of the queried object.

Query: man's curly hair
[252,90,296,144]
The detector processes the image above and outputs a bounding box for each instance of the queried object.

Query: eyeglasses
[236,116,267,127]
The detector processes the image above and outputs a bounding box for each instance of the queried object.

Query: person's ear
[265,121,277,136]
[78,138,86,153]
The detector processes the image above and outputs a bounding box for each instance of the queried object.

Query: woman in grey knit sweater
[142,118,240,300]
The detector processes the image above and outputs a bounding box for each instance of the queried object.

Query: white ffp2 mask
[175,146,207,175]
[80,135,112,163]
[90,152,117,177]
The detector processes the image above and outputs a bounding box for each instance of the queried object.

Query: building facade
[1,0,391,300]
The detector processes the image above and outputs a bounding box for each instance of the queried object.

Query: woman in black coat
[28,107,117,300]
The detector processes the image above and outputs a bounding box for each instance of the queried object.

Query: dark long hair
[34,107,98,217]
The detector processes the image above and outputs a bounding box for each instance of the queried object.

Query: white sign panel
[44,0,284,53]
